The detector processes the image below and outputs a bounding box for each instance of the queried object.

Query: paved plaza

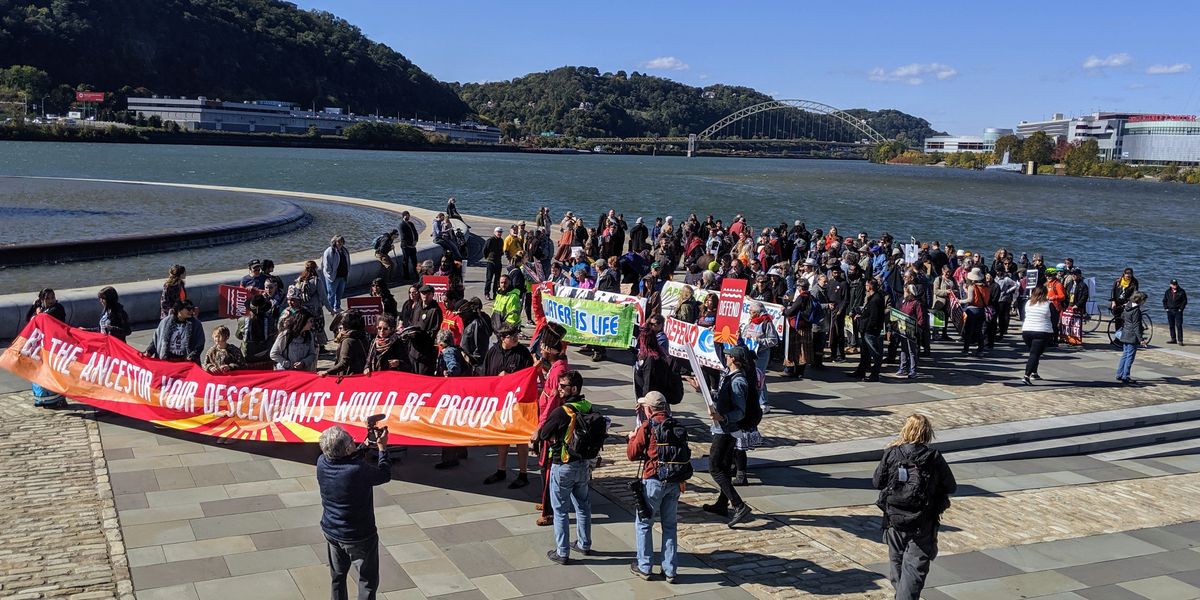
[2,214,1200,599]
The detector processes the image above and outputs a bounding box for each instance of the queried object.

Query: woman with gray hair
[317,424,391,599]
[322,235,350,313]
[739,300,778,414]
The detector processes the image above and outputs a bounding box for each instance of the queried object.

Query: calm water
[1,141,1197,326]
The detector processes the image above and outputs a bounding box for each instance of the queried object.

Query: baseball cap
[637,391,668,410]
[418,284,435,293]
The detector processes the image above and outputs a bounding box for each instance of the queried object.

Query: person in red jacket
[626,391,681,582]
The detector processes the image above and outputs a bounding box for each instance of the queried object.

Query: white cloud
[1147,63,1191,75]
[641,56,689,71]
[698,73,710,80]
[867,63,958,85]
[1082,53,1132,70]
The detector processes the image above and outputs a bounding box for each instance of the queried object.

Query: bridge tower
[687,134,697,158]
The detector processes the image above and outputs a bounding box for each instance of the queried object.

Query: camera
[365,414,387,445]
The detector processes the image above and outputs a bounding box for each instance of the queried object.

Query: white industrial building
[923,128,1013,154]
[1016,111,1200,164]
[127,96,501,144]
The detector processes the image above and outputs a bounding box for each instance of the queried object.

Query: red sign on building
[74,91,105,103]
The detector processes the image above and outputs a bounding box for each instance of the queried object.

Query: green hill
[456,66,943,142]
[0,0,469,119]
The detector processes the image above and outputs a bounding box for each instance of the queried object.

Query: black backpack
[651,417,693,483]
[373,234,388,252]
[563,404,607,460]
[881,447,940,530]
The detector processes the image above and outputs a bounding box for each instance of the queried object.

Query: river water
[1,141,1197,326]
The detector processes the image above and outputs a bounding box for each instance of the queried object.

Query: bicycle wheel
[1107,317,1122,348]
[1083,313,1101,334]
[1141,314,1154,345]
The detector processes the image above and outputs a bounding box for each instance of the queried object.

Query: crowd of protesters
[18,197,1190,593]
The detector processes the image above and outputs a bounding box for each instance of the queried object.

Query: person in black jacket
[483,227,504,299]
[317,425,390,600]
[482,325,535,488]
[90,286,131,341]
[872,414,956,600]
[850,279,886,382]
[26,288,69,407]
[1164,279,1188,345]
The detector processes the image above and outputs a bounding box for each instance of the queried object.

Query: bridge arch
[698,99,888,144]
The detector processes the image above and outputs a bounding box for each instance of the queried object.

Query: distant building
[127,96,500,144]
[1015,111,1200,164]
[1017,113,1070,139]
[923,128,1013,153]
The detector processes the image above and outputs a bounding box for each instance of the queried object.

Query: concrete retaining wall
[0,200,312,268]
[0,179,449,341]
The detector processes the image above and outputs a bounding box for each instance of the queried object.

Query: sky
[293,0,1200,134]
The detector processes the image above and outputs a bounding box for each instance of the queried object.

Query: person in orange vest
[1045,268,1067,343]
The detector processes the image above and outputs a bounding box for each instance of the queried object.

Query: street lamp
[41,95,48,118]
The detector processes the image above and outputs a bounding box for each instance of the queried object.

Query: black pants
[828,315,847,360]
[484,262,501,298]
[1167,309,1184,342]
[885,526,938,600]
[708,433,744,510]
[326,534,379,600]
[856,333,883,378]
[401,246,418,281]
[996,300,1013,338]
[1023,331,1053,376]
[812,330,827,367]
[962,307,985,353]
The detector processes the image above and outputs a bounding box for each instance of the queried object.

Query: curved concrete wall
[0,179,450,340]
[0,200,312,268]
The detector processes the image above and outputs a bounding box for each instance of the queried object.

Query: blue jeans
[1117,342,1138,380]
[550,461,592,558]
[636,478,680,577]
[325,277,346,313]
[754,346,770,407]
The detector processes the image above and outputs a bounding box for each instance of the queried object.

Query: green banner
[889,307,919,338]
[541,294,636,348]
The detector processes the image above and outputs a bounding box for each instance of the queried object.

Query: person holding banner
[203,325,246,375]
[533,326,569,526]
[145,300,205,364]
[26,289,68,407]
[740,301,777,413]
[896,285,926,379]
[89,286,131,342]
[701,346,754,527]
[321,311,369,377]
[482,325,535,488]
[270,311,318,372]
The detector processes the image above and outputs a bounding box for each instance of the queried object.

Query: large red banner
[1,314,538,445]
[714,278,746,344]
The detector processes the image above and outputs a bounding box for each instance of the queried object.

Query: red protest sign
[347,297,384,328]
[714,278,747,344]
[423,275,450,304]
[217,285,258,319]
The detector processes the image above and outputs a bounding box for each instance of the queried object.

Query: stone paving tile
[161,534,256,561]
[131,556,230,589]
[192,569,301,600]
[1057,549,1200,587]
[189,511,282,540]
[200,493,287,517]
[1075,585,1153,600]
[135,583,200,600]
[402,557,477,597]
[249,524,326,550]
[224,545,321,576]
[1117,575,1200,599]
[933,570,1087,600]
[441,541,516,578]
[505,563,605,596]
[425,519,515,547]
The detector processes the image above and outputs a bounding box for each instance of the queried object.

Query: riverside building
[922,128,1013,154]
[127,96,501,144]
[1017,112,1200,165]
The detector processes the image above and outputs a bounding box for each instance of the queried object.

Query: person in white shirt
[1019,286,1055,385]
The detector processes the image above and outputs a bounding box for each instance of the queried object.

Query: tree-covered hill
[0,0,469,119]
[456,66,944,141]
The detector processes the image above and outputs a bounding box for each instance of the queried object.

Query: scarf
[1119,275,1132,289]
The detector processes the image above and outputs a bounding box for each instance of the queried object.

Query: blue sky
[294,0,1200,134]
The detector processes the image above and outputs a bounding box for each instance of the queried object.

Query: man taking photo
[317,425,391,600]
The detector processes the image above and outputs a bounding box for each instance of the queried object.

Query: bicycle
[1106,312,1153,347]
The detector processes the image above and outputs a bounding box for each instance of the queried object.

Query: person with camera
[317,424,391,600]
[627,391,690,583]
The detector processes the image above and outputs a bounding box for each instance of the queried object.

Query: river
[1,141,1197,327]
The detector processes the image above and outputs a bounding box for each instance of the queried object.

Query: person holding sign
[482,325,535,488]
[895,285,925,379]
